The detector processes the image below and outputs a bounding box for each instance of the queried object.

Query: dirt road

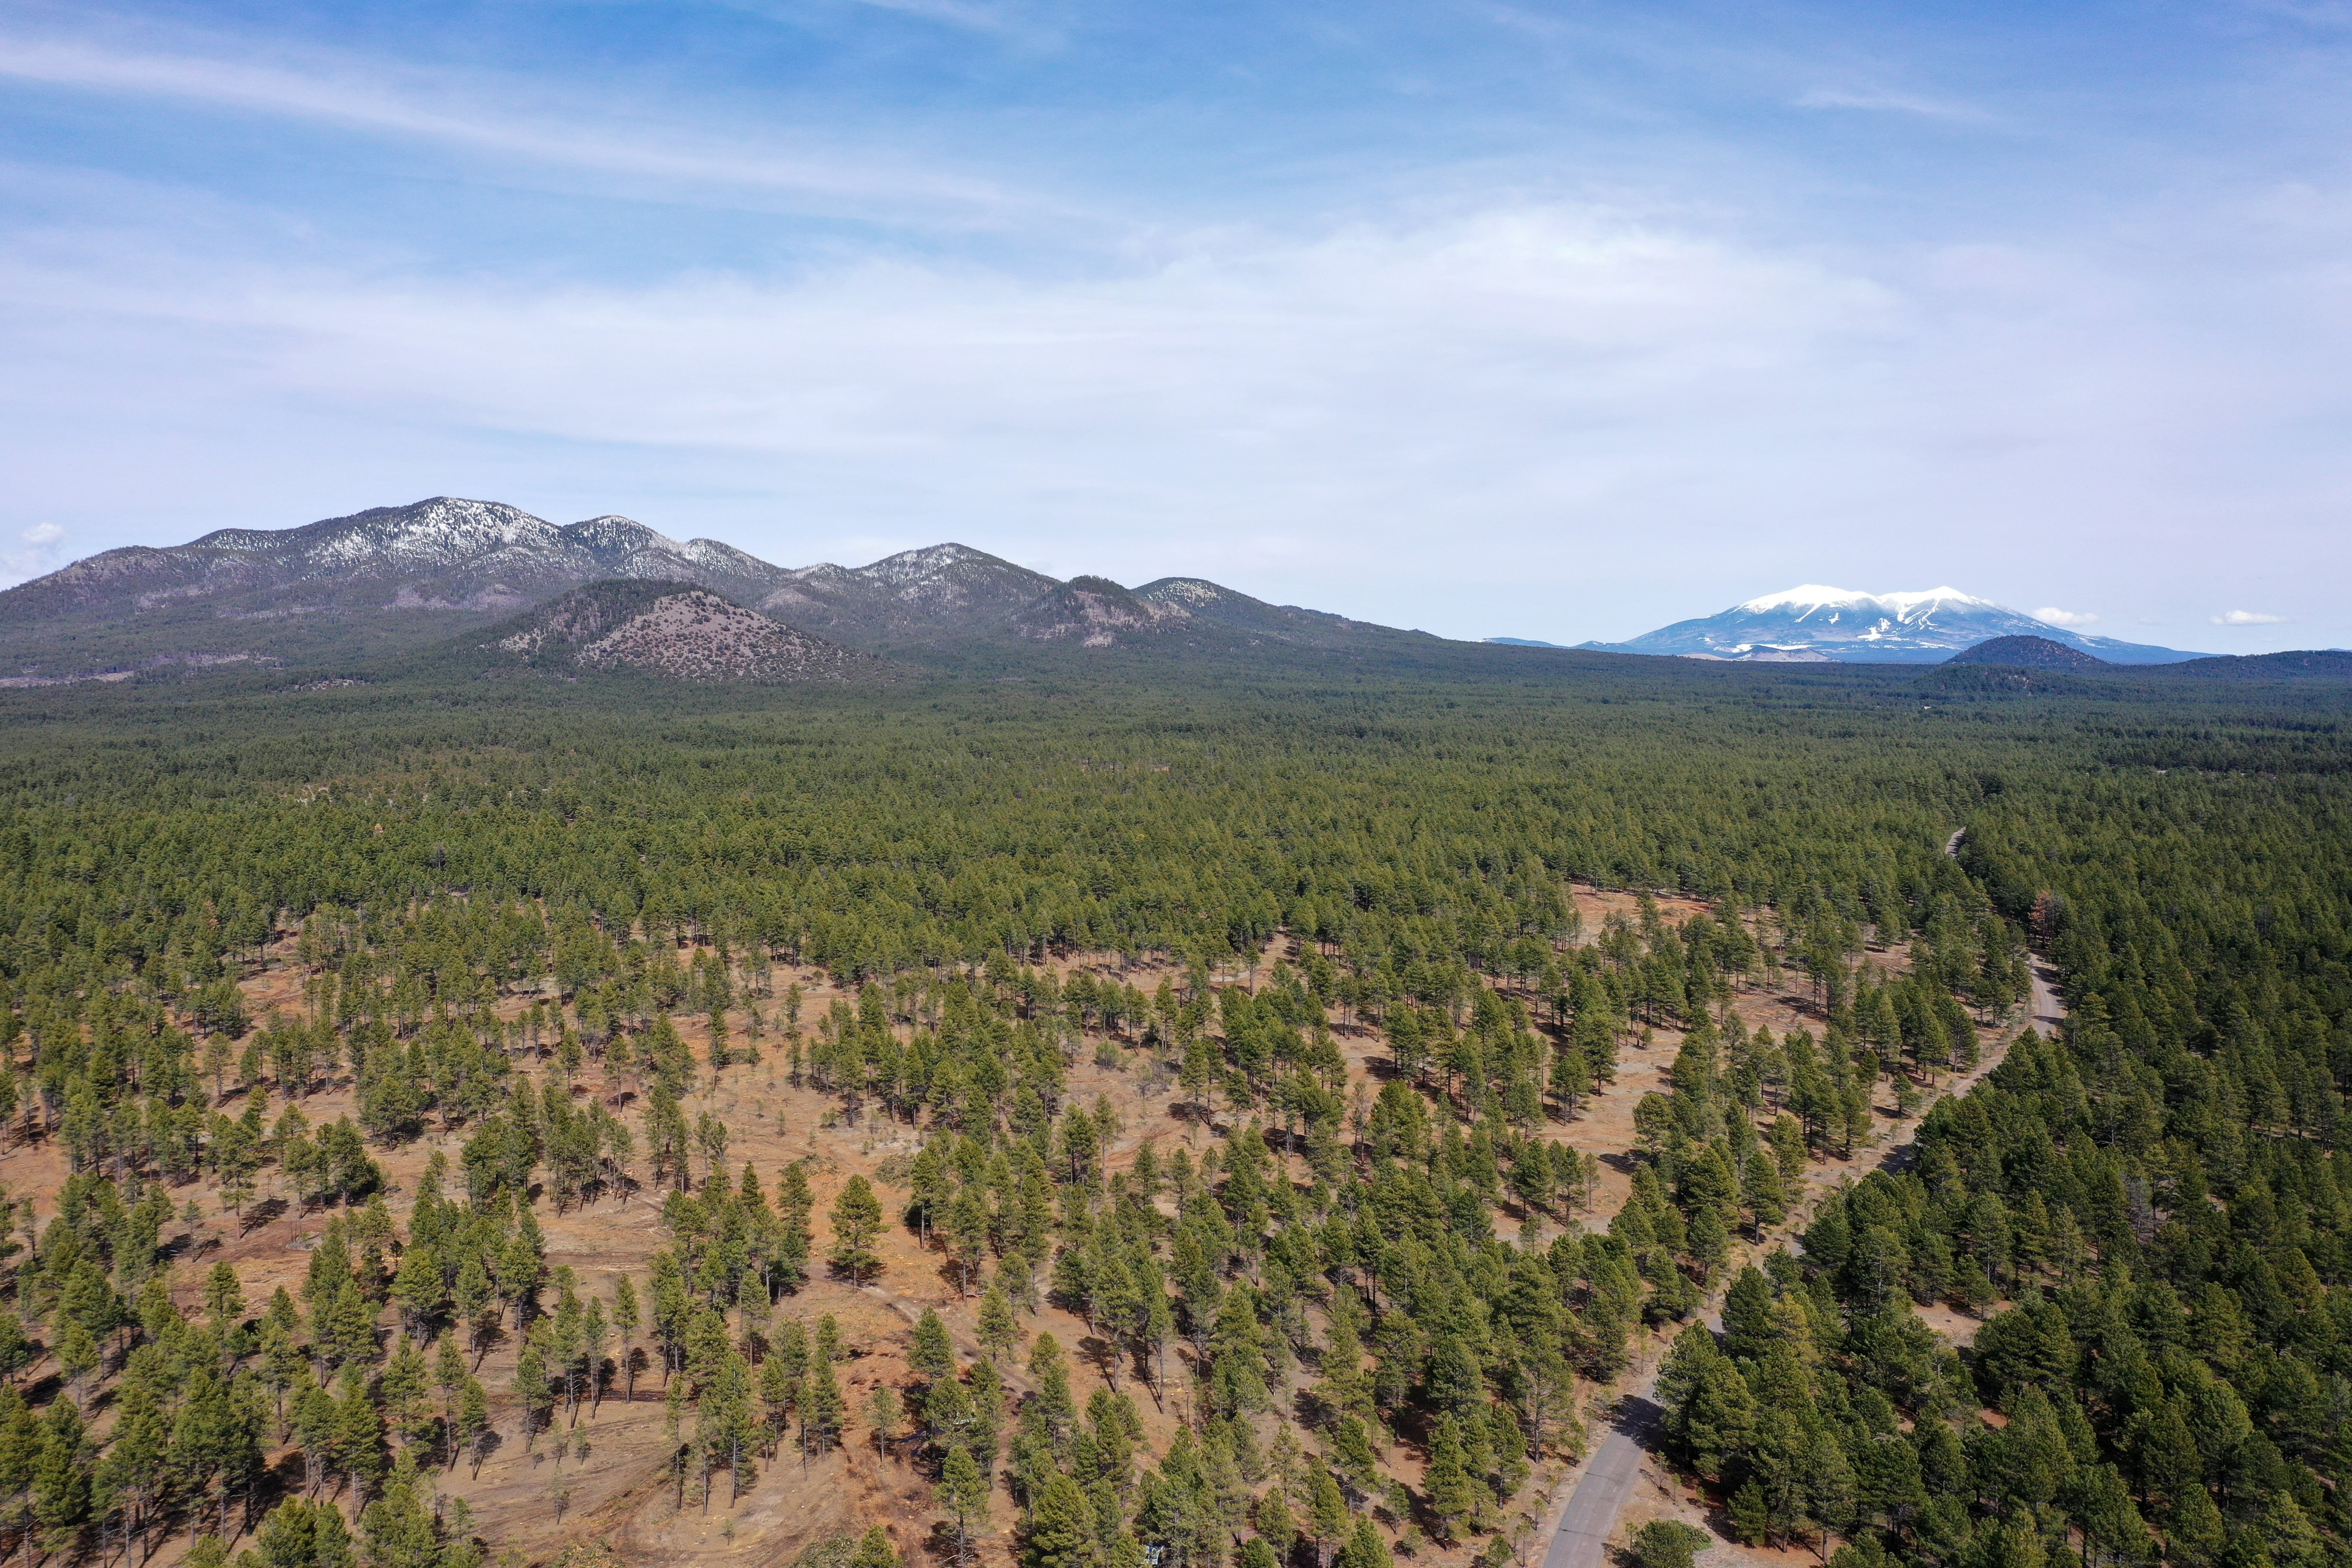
[1541,838,2064,1568]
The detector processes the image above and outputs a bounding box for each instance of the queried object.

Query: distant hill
[1009,576,1190,646]
[1485,637,1563,648]
[2153,649,2352,680]
[1583,585,2201,665]
[1916,663,2097,697]
[1945,635,2108,671]
[464,581,891,683]
[1132,577,1417,649]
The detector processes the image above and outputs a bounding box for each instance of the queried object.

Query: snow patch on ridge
[1735,585,1992,620]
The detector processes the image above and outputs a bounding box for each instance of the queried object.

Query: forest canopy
[0,662,2346,1568]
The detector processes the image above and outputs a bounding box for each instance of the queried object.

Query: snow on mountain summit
[1735,585,1992,619]
[1586,582,2202,665]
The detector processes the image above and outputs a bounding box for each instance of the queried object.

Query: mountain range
[0,496,1451,681]
[1576,585,2203,664]
[11,501,2328,688]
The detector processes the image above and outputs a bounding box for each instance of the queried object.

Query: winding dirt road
[1539,833,2062,1568]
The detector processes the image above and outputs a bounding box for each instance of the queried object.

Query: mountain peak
[559,514,687,556]
[189,496,561,564]
[1592,583,2203,664]
[853,542,1046,590]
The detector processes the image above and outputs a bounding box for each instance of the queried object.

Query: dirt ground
[0,881,2021,1568]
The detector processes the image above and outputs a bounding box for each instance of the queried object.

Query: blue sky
[2,1,2347,649]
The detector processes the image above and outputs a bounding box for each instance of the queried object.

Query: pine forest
[0,663,2346,1568]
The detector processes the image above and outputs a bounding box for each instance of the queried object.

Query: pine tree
[1334,1519,1393,1568]
[204,1262,245,1324]
[799,1360,845,1455]
[513,1340,553,1449]
[830,1176,885,1286]
[751,1354,790,1456]
[1309,1469,1349,1568]
[358,1452,441,1568]
[1022,1471,1096,1568]
[380,1338,434,1447]
[867,1384,902,1460]
[1730,1481,1771,1547]
[1423,1415,1477,1542]
[909,1308,956,1384]
[848,1527,899,1568]
[938,1446,991,1565]
[612,1275,641,1400]
[977,1285,1021,1363]
[257,1497,357,1568]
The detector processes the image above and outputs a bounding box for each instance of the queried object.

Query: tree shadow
[266,1450,312,1500]
[1076,1334,1122,1390]
[238,1198,288,1237]
[1610,1394,1665,1448]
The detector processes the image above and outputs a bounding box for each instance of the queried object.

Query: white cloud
[0,157,2343,640]
[0,200,1902,465]
[2213,609,2288,625]
[0,522,68,585]
[2033,605,2098,627]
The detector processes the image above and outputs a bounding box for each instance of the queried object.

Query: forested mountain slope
[0,670,2344,1568]
[0,502,1469,682]
[461,582,897,684]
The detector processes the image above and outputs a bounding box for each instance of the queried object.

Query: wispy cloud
[1793,87,1995,125]
[0,35,1029,220]
[846,0,1027,34]
[0,200,1936,609]
[5,184,2323,637]
[2213,609,2288,625]
[708,0,1057,45]
[2034,606,2098,626]
[0,4,2339,642]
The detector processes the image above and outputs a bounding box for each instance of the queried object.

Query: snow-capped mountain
[2,498,799,623]
[0,499,1446,675]
[1582,585,2202,664]
[0,497,815,673]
